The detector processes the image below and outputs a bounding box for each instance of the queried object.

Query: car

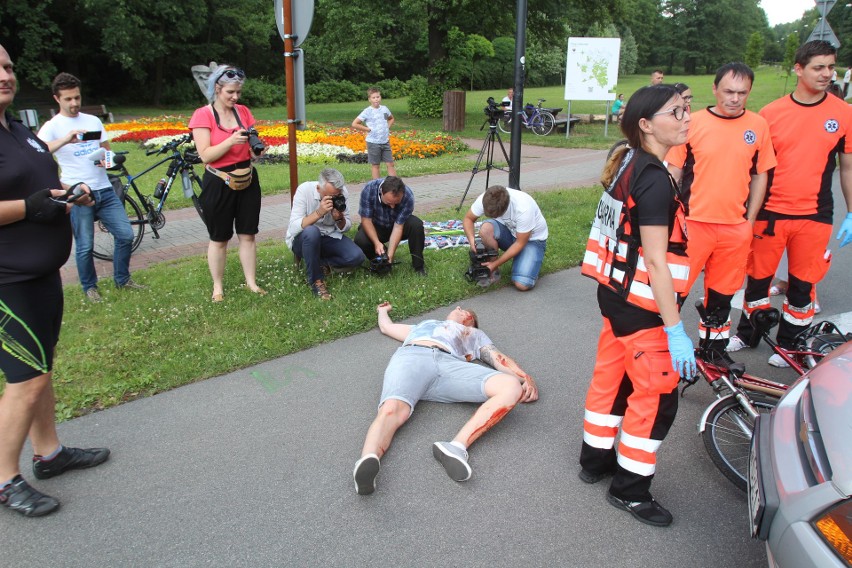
[748,339,852,567]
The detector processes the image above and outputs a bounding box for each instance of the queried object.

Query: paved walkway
[60,140,607,284]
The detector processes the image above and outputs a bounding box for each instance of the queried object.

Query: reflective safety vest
[581,149,690,314]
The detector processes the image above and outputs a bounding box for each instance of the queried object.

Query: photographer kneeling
[286,168,365,300]
[463,185,548,291]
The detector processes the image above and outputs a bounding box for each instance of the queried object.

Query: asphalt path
[3,177,851,567]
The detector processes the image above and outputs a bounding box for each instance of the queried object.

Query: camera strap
[210,105,247,131]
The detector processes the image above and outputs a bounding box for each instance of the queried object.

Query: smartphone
[77,131,102,141]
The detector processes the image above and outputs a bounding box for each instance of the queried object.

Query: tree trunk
[442,90,466,132]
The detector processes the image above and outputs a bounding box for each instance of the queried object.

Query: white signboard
[565,37,621,101]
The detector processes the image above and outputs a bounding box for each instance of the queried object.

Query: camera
[484,96,509,121]
[369,253,393,276]
[331,194,346,212]
[243,128,265,156]
[464,238,498,283]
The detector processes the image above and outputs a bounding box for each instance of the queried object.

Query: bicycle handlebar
[145,134,193,156]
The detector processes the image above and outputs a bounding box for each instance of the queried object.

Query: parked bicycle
[683,301,850,491]
[498,99,556,136]
[93,134,205,261]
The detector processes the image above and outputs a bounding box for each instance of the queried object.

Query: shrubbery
[241,78,286,107]
[407,75,445,118]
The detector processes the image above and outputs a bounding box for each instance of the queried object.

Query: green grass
[8,187,599,420]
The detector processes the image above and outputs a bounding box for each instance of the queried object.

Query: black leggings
[0,272,63,383]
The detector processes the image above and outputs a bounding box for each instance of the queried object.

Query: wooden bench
[554,116,582,134]
[50,104,114,123]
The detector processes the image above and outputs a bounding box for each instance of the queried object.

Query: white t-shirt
[403,320,493,362]
[844,69,851,84]
[358,105,392,144]
[470,187,549,241]
[38,113,110,190]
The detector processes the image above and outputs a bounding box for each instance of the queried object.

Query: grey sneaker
[432,441,472,482]
[353,454,380,495]
[117,278,147,290]
[85,288,103,303]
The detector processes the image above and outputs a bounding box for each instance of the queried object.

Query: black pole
[509,0,527,189]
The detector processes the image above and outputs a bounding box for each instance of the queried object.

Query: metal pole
[284,0,299,202]
[508,0,527,190]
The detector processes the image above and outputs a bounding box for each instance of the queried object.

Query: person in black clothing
[0,44,110,518]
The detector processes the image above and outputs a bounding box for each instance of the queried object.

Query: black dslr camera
[243,128,265,156]
[369,253,393,276]
[484,96,509,121]
[464,238,498,283]
[331,194,346,212]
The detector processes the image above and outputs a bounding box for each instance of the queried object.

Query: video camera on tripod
[464,238,498,283]
[484,97,509,123]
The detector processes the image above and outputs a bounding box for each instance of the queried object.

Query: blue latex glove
[664,321,696,379]
[836,213,852,248]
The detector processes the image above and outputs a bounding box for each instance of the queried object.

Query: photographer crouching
[286,168,366,300]
[463,185,548,291]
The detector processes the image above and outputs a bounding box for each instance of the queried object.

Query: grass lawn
[33,188,599,420]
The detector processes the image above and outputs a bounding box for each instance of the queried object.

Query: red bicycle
[683,301,850,490]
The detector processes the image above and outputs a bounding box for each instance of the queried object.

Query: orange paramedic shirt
[759,93,852,221]
[666,108,776,224]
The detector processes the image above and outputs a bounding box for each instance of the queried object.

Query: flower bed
[106,116,466,163]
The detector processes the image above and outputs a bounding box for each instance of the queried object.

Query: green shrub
[160,79,205,107]
[407,75,444,118]
[371,78,409,99]
[240,78,286,107]
[306,80,363,104]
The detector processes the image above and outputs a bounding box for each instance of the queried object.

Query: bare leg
[208,240,228,298]
[371,163,381,179]
[478,222,498,251]
[360,399,411,458]
[386,161,397,177]
[237,234,261,292]
[0,374,56,480]
[455,374,522,448]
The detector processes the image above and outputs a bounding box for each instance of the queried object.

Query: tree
[464,34,495,91]
[0,1,62,89]
[744,31,765,69]
[619,27,639,76]
[782,32,799,77]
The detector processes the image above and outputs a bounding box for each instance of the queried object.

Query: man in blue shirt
[354,176,426,275]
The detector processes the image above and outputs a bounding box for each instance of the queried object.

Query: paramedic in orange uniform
[666,63,776,365]
[730,41,852,365]
[579,85,693,528]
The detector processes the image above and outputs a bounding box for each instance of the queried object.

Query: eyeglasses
[652,105,688,121]
[682,95,694,104]
[217,68,245,83]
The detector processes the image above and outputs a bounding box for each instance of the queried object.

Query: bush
[407,75,444,118]
[240,78,286,108]
[371,78,409,99]
[306,80,363,104]
[159,79,205,107]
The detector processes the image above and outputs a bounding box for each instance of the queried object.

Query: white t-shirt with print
[470,187,549,241]
[38,113,110,190]
[358,105,393,144]
[403,320,492,362]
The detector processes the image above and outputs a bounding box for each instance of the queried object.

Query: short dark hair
[482,185,510,218]
[380,176,405,195]
[52,72,81,96]
[673,82,690,94]
[367,87,381,97]
[795,40,837,67]
[714,62,754,87]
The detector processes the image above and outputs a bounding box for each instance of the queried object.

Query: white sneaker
[814,301,822,315]
[768,353,791,368]
[353,454,380,495]
[432,441,472,481]
[726,336,748,352]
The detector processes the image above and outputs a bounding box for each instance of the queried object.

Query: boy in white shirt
[352,87,396,179]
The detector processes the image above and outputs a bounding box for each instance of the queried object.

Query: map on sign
[564,37,621,101]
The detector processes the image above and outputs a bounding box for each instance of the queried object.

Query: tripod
[456,118,512,211]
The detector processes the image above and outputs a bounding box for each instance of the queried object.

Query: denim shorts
[366,142,394,164]
[484,219,547,288]
[379,345,499,413]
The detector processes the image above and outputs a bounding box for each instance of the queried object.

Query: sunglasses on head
[217,68,245,82]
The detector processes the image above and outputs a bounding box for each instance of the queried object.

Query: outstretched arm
[376,302,412,342]
[479,345,539,402]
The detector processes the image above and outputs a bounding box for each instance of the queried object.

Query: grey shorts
[379,345,500,413]
[366,142,394,165]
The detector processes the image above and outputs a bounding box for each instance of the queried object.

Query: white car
[748,340,852,567]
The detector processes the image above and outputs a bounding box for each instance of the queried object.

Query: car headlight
[813,499,852,564]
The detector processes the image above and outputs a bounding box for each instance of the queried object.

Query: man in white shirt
[352,302,538,495]
[285,168,365,300]
[843,66,851,97]
[463,185,549,290]
[37,73,142,302]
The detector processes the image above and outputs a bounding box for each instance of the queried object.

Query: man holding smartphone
[38,72,144,302]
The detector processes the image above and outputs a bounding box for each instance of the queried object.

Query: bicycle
[498,99,556,136]
[683,301,850,491]
[92,134,205,261]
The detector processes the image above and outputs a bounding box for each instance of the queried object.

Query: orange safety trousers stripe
[583,318,680,475]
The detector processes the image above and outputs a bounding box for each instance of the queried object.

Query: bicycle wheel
[92,194,145,261]
[497,113,512,134]
[192,195,205,223]
[607,139,630,161]
[701,393,777,491]
[802,333,850,369]
[533,111,555,136]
